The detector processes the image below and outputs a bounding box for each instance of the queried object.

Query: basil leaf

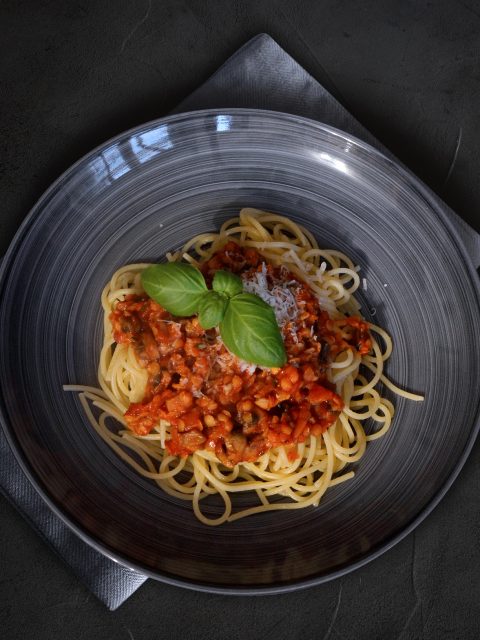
[220,293,287,368]
[198,291,228,329]
[212,270,243,298]
[141,263,207,316]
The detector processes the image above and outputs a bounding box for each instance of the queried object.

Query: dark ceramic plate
[1,109,479,593]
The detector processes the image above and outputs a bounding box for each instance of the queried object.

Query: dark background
[1,1,480,638]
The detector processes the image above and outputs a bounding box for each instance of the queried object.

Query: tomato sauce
[110,243,372,467]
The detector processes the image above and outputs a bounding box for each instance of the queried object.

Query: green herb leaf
[219,293,287,368]
[141,262,207,316]
[141,261,286,368]
[212,270,243,298]
[198,291,228,329]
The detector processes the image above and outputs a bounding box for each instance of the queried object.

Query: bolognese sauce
[110,242,371,467]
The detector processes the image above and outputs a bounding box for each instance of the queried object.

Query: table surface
[1,1,479,638]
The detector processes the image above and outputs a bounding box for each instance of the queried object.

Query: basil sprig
[141,262,286,368]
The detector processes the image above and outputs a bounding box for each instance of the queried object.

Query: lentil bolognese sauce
[111,243,371,466]
[65,209,423,525]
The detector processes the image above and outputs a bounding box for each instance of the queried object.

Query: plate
[1,109,479,593]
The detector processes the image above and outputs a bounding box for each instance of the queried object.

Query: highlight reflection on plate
[0,109,479,593]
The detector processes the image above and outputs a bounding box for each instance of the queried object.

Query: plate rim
[1,107,480,594]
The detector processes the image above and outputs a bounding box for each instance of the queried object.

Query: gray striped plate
[1,109,479,593]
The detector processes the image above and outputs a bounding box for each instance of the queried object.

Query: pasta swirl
[65,209,423,525]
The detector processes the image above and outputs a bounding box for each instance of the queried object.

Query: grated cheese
[241,263,300,329]
[214,335,257,374]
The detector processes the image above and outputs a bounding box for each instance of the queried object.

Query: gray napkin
[176,33,480,268]
[1,33,479,611]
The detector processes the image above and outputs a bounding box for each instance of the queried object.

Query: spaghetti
[65,208,423,525]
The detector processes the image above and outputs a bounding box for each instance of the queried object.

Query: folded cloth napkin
[1,33,479,611]
[176,34,480,267]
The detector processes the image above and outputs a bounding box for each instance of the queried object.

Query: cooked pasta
[65,208,423,525]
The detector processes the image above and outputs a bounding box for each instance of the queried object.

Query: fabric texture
[1,32,479,611]
[176,33,480,267]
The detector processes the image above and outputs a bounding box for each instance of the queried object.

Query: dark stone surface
[1,1,479,638]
